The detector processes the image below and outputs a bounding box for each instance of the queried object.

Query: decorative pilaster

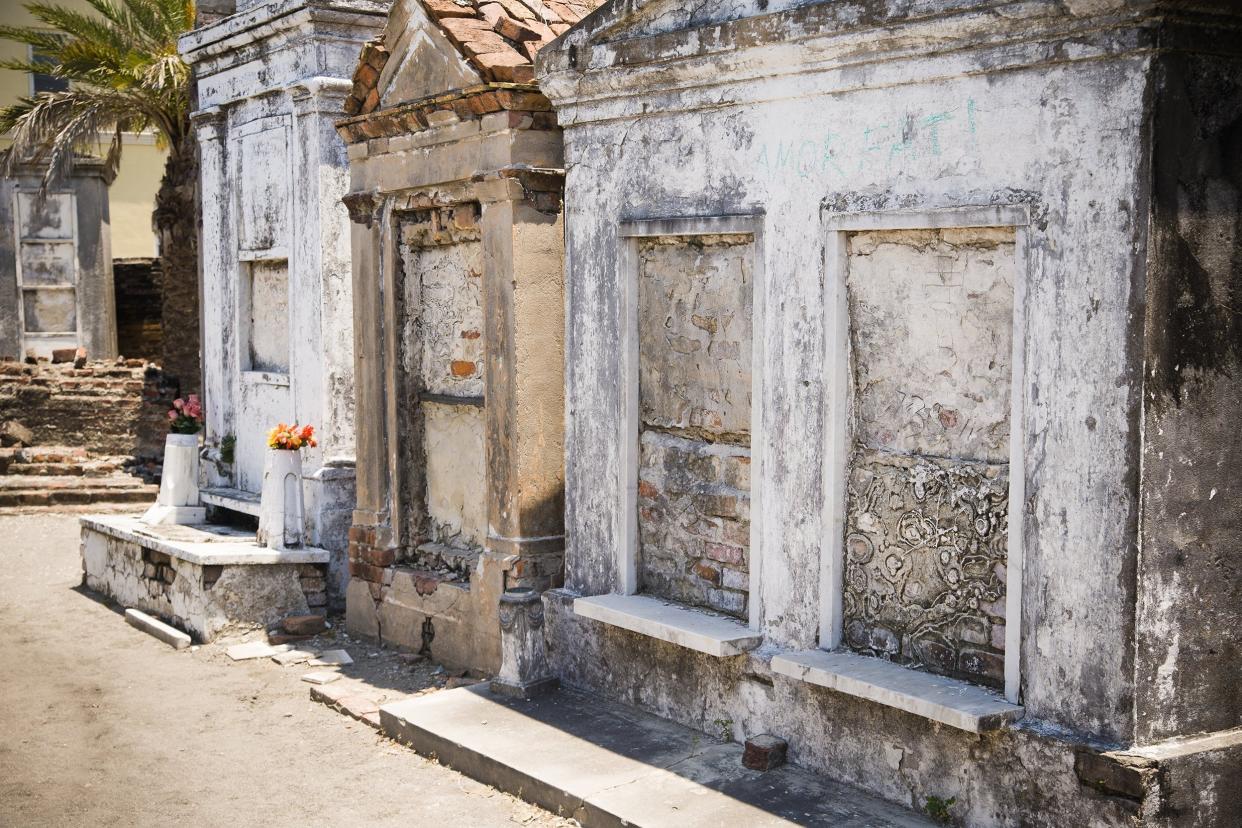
[477,170,568,589]
[491,587,557,699]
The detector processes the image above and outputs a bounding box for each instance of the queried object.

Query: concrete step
[380,685,933,828]
[1,460,123,477]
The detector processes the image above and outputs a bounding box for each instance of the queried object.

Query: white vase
[142,433,206,526]
[257,448,305,550]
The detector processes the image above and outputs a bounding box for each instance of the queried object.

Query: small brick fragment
[282,614,327,636]
[743,735,788,771]
[451,360,477,377]
[693,560,721,585]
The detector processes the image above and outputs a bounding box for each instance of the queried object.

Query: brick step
[2,460,124,477]
[0,376,142,388]
[0,474,152,491]
[0,485,157,508]
[0,471,157,508]
[0,446,89,463]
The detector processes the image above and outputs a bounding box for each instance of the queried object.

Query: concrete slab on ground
[380,685,933,827]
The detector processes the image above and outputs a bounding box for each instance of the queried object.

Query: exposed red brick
[494,89,552,111]
[743,735,788,771]
[282,614,327,636]
[354,61,379,88]
[451,360,477,377]
[494,0,536,21]
[493,15,543,42]
[638,479,658,499]
[361,546,396,567]
[424,0,478,17]
[704,542,744,565]
[350,561,386,583]
[693,560,721,585]
[478,2,505,24]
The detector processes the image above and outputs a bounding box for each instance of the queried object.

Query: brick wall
[636,234,754,619]
[113,258,163,361]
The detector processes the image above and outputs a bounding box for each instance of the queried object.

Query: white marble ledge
[81,515,329,566]
[771,649,1024,733]
[201,486,262,516]
[573,593,762,657]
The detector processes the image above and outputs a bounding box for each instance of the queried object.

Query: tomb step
[380,685,934,827]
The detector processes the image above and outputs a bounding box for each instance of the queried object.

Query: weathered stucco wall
[554,55,1147,742]
[539,0,1242,824]
[1134,48,1242,749]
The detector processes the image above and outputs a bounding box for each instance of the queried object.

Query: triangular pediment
[344,0,604,115]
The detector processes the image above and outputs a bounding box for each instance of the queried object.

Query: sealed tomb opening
[842,227,1015,688]
[396,209,487,570]
[636,234,754,620]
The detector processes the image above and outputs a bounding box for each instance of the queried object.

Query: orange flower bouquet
[266,422,317,451]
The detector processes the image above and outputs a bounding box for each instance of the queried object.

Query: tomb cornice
[335,83,554,144]
[537,3,1240,126]
[179,0,388,64]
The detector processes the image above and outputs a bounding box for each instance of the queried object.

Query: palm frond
[0,0,193,188]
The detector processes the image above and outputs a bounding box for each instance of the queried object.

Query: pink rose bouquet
[168,394,203,435]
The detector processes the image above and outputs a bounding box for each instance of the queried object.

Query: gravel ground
[0,511,574,828]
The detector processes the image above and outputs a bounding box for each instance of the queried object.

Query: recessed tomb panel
[245,260,290,373]
[397,212,486,557]
[842,227,1014,688]
[636,234,753,619]
[22,288,77,333]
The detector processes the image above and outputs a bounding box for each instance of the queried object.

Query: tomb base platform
[380,683,932,826]
[80,514,330,643]
[542,589,1242,828]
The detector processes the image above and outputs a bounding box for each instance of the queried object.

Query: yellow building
[0,0,167,259]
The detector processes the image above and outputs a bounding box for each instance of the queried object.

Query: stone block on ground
[0,420,34,448]
[272,649,318,666]
[124,608,192,650]
[302,671,341,685]
[309,649,352,666]
[227,641,291,661]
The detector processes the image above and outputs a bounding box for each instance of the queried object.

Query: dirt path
[0,512,572,828]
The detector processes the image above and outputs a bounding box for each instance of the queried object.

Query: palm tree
[0,0,199,392]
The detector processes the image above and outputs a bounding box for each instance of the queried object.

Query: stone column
[342,188,394,635]
[191,107,234,489]
[477,172,567,590]
[289,80,356,597]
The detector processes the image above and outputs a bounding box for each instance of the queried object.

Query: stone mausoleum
[178,0,388,599]
[336,0,596,673]
[534,1,1242,825]
[0,158,117,361]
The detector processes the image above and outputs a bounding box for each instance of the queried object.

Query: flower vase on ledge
[143,398,206,526]
[257,448,305,550]
[257,423,316,550]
